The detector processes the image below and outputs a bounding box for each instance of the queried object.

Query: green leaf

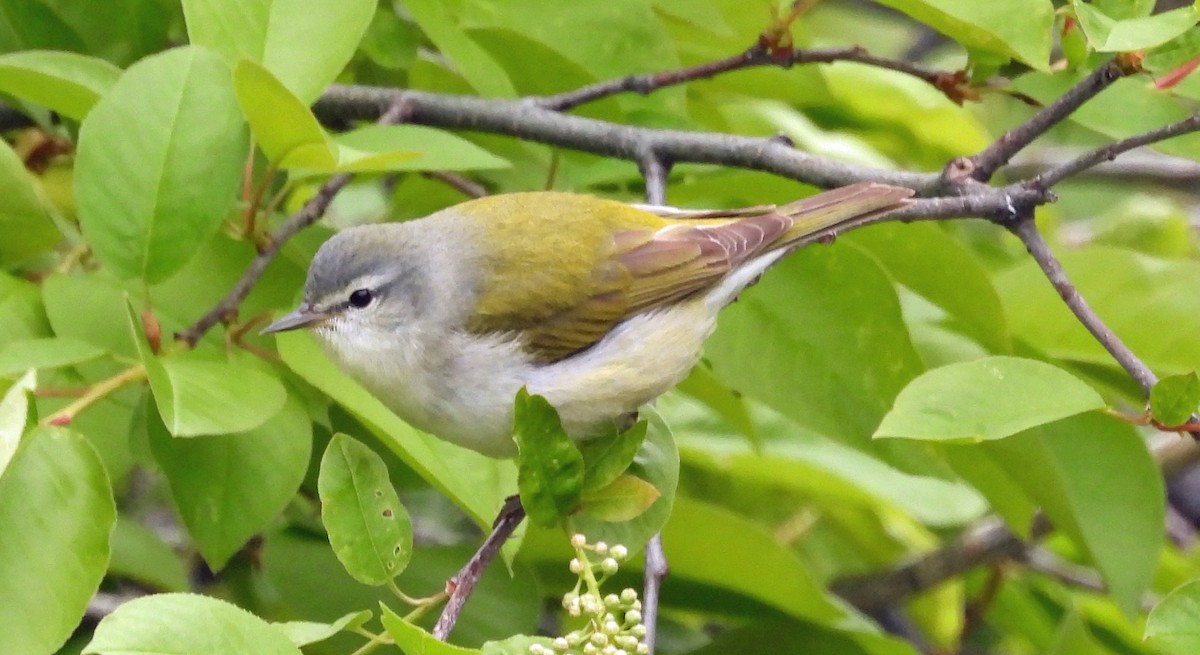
[182,0,374,103]
[873,0,1053,70]
[276,331,513,529]
[1146,580,1200,653]
[0,138,59,266]
[148,395,311,570]
[233,58,335,168]
[579,420,647,493]
[318,434,414,585]
[675,364,758,449]
[332,125,510,172]
[153,354,288,436]
[381,604,479,655]
[0,370,35,479]
[0,49,121,119]
[1073,2,1200,52]
[985,414,1163,615]
[514,388,585,528]
[1,427,114,655]
[108,516,189,592]
[0,336,105,377]
[75,46,247,283]
[579,473,661,522]
[274,610,372,647]
[1150,372,1200,427]
[874,357,1105,441]
[403,0,517,97]
[705,245,925,446]
[83,592,302,655]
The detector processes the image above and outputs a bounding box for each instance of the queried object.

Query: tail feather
[777,182,914,245]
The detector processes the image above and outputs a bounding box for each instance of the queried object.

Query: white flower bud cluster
[529,534,648,655]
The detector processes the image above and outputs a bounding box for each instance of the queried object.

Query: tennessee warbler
[263,183,912,457]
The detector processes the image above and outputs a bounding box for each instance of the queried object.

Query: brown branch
[641,534,669,655]
[968,59,1127,183]
[175,99,414,347]
[433,496,526,640]
[536,45,951,112]
[421,170,489,198]
[1008,147,1200,190]
[313,86,937,192]
[1032,113,1200,189]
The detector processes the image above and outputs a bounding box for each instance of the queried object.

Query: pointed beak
[261,304,328,334]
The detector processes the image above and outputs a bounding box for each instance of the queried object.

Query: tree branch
[536,45,952,112]
[1032,113,1200,189]
[641,534,669,655]
[968,59,1127,182]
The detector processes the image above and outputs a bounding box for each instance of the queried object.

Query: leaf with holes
[318,434,413,585]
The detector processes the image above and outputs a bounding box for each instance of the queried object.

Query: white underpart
[316,248,787,458]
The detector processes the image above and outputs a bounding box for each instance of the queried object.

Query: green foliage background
[2,1,1200,654]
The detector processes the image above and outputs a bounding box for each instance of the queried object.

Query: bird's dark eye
[348,288,373,308]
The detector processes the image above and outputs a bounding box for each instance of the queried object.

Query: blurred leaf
[233,58,335,168]
[0,427,114,655]
[1073,2,1200,52]
[181,0,374,103]
[579,472,660,522]
[875,357,1105,442]
[107,516,189,592]
[84,592,301,655]
[986,413,1162,615]
[0,49,120,119]
[1046,608,1108,655]
[75,46,247,283]
[332,125,510,172]
[705,245,924,447]
[873,0,1053,70]
[1146,579,1200,653]
[514,388,584,528]
[276,331,513,529]
[0,370,35,478]
[318,433,413,585]
[0,274,49,345]
[1150,372,1200,427]
[381,604,479,654]
[0,138,59,266]
[0,0,172,66]
[0,336,104,377]
[274,610,372,647]
[148,395,311,570]
[676,364,757,449]
[686,619,918,655]
[402,0,517,97]
[579,420,646,494]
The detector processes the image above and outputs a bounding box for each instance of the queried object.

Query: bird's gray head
[261,224,431,338]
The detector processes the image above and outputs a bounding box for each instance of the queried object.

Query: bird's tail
[775,182,914,247]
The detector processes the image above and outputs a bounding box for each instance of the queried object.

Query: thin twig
[40,364,147,426]
[969,59,1126,182]
[1008,147,1200,189]
[536,45,951,112]
[1009,217,1158,394]
[176,99,414,347]
[422,171,489,198]
[641,534,669,655]
[1032,113,1200,188]
[432,496,526,640]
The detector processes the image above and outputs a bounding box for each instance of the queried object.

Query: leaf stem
[39,363,147,426]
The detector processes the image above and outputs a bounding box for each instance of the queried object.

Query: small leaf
[75,46,247,283]
[154,355,288,436]
[873,0,1053,70]
[1146,580,1200,653]
[380,604,479,655]
[233,59,336,169]
[579,473,661,523]
[1,427,114,655]
[0,336,105,377]
[1073,2,1200,52]
[513,389,585,528]
[0,49,121,119]
[874,356,1105,441]
[579,420,646,493]
[318,434,413,585]
[83,593,301,655]
[1150,372,1200,427]
[107,516,189,592]
[274,610,372,647]
[0,370,35,479]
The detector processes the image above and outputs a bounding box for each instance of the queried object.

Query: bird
[263,183,913,457]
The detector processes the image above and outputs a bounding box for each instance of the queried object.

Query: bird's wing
[466,184,911,362]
